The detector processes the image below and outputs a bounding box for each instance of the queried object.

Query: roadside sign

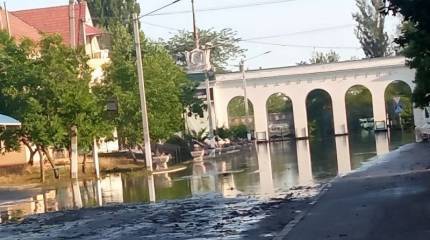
[393,96,403,114]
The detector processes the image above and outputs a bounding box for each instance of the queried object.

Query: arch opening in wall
[345,85,374,133]
[227,96,255,133]
[306,89,335,138]
[266,93,295,139]
[384,80,414,129]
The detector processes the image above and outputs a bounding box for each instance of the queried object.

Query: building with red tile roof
[0,8,41,42]
[11,1,103,48]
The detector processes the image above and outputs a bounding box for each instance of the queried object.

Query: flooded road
[0,130,415,238]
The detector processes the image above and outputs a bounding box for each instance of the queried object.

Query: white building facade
[186,57,427,140]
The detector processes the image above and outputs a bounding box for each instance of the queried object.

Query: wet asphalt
[284,143,430,240]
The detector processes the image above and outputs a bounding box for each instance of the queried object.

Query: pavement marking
[273,183,331,240]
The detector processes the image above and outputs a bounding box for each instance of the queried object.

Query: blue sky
[6,0,400,69]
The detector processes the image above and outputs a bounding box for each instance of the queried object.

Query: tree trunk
[128,147,137,162]
[82,154,87,174]
[41,146,59,179]
[38,147,45,183]
[22,139,36,166]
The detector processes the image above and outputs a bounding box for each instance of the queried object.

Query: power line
[138,0,185,19]
[242,24,354,41]
[141,21,182,31]
[242,40,361,50]
[146,0,297,17]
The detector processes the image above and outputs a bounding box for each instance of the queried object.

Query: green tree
[383,0,430,107]
[0,31,113,177]
[353,0,391,58]
[345,86,373,131]
[298,50,340,65]
[227,97,254,118]
[102,24,189,149]
[86,0,140,30]
[164,28,246,72]
[267,93,292,113]
[306,90,334,138]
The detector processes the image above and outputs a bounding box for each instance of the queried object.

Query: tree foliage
[345,86,373,131]
[101,24,189,145]
[298,50,340,65]
[227,96,254,117]
[163,28,246,72]
[267,93,292,113]
[353,0,391,58]
[306,90,334,138]
[383,0,430,107]
[86,0,140,31]
[0,31,113,164]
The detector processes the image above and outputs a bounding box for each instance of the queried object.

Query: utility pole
[3,2,11,36]
[239,51,271,140]
[190,0,214,144]
[69,0,76,48]
[239,59,251,140]
[191,0,199,49]
[132,13,153,171]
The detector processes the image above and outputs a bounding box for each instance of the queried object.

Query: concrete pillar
[253,100,269,140]
[332,93,348,135]
[215,96,229,128]
[256,143,274,197]
[335,136,351,175]
[292,96,308,139]
[372,89,387,127]
[296,140,313,185]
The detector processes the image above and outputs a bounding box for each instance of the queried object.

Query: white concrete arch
[265,92,295,137]
[226,96,255,129]
[344,85,374,132]
[196,57,427,141]
[305,88,338,137]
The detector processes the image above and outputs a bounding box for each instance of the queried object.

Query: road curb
[273,182,332,240]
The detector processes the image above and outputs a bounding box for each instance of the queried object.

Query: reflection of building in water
[57,184,75,210]
[296,140,313,186]
[155,173,172,188]
[256,143,275,197]
[100,174,124,204]
[219,173,240,198]
[71,180,83,208]
[0,190,57,223]
[375,132,389,156]
[335,136,352,175]
[191,161,217,195]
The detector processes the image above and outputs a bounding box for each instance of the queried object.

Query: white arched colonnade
[210,57,424,140]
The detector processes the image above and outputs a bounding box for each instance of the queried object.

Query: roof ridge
[11,4,69,13]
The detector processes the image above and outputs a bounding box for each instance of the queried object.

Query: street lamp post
[239,51,272,140]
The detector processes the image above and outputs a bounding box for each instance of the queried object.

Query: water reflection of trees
[306,90,335,138]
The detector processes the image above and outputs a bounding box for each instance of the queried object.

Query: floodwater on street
[0,130,415,238]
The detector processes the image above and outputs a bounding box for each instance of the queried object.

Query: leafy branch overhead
[353,0,391,58]
[383,0,430,107]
